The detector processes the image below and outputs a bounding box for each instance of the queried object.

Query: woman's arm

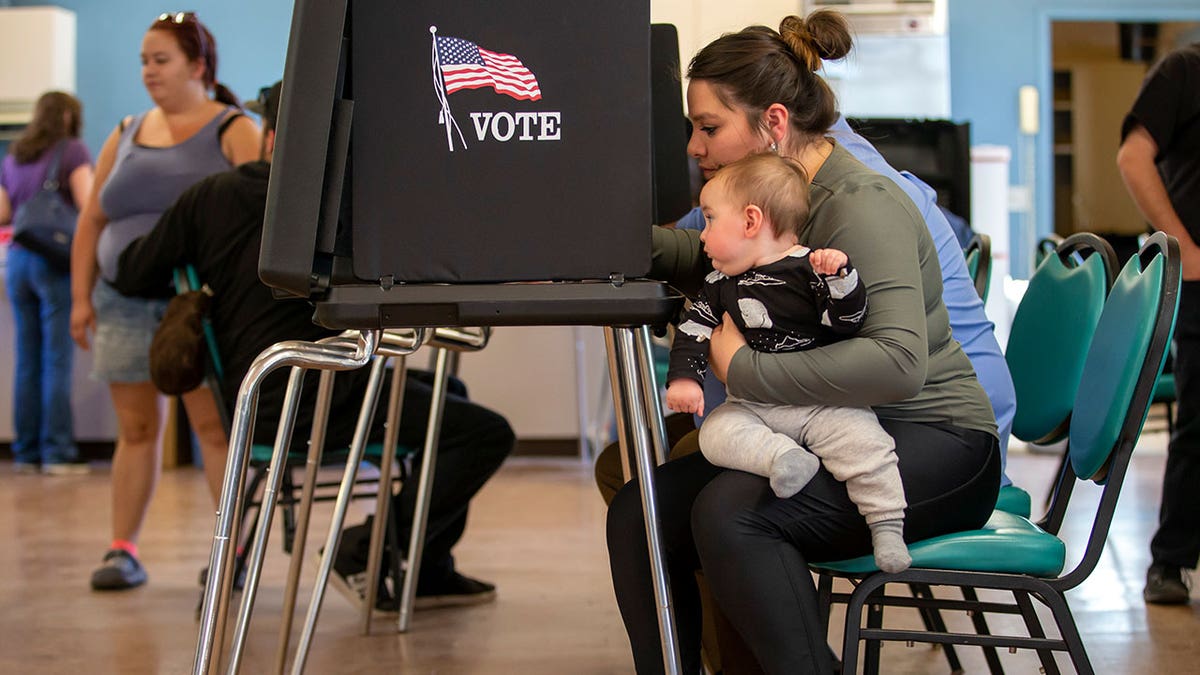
[723,183,930,408]
[220,114,262,166]
[650,225,711,297]
[0,186,11,225]
[67,164,94,212]
[69,126,120,350]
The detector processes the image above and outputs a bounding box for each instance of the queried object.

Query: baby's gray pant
[698,399,906,523]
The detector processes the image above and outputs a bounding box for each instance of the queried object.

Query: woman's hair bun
[779,11,852,71]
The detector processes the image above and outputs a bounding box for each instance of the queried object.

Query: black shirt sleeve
[111,176,209,297]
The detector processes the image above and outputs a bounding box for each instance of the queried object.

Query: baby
[666,152,910,573]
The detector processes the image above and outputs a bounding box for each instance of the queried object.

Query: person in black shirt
[113,81,513,610]
[1118,42,1200,606]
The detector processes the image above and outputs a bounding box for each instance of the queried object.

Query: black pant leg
[1152,281,1200,568]
[691,420,998,674]
[387,372,515,578]
[608,451,723,674]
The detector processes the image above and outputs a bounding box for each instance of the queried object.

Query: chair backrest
[1005,233,1118,444]
[964,232,991,302]
[1052,232,1179,588]
[1034,233,1064,269]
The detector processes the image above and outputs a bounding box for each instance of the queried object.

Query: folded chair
[814,232,1180,675]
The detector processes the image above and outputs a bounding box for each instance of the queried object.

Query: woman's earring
[770,141,779,154]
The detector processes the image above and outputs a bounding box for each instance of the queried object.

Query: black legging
[607,418,1000,674]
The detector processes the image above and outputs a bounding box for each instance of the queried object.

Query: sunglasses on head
[156,11,196,24]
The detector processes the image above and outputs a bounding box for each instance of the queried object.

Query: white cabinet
[0,6,76,125]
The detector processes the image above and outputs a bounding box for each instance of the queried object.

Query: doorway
[1050,20,1199,258]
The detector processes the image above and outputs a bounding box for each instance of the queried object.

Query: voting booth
[195,1,687,673]
[259,0,682,316]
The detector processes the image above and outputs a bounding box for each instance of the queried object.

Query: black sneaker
[198,564,246,591]
[194,565,247,621]
[414,571,496,610]
[321,546,399,615]
[1144,563,1191,605]
[91,550,148,591]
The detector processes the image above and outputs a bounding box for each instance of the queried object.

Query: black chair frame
[819,233,1179,675]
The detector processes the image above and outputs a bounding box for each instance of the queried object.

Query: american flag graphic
[435,35,542,101]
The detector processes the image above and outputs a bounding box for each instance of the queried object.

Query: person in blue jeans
[0,91,94,474]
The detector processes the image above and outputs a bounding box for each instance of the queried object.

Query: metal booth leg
[289,355,390,675]
[274,369,337,674]
[604,325,682,675]
[396,345,453,632]
[363,357,408,634]
[194,331,380,675]
[227,366,309,671]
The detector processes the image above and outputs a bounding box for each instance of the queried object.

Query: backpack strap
[42,141,67,192]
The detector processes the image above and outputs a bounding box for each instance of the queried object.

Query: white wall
[455,326,606,442]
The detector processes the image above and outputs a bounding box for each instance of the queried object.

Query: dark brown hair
[10,91,83,164]
[148,12,241,107]
[712,152,810,238]
[687,10,852,151]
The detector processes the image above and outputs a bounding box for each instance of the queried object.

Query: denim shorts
[91,281,169,383]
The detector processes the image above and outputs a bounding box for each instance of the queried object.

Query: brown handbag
[149,286,212,395]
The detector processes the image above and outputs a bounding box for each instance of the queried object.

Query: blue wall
[16,0,295,154]
[949,0,1200,275]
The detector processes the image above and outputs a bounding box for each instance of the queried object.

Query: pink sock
[111,539,139,558]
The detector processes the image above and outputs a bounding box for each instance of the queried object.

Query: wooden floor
[2,424,1199,674]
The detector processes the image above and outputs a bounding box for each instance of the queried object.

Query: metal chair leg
[397,347,452,632]
[606,326,682,674]
[363,357,407,633]
[960,586,1005,674]
[273,370,336,675]
[193,330,379,675]
[290,355,389,674]
[1014,590,1060,675]
[228,366,309,672]
[908,583,963,672]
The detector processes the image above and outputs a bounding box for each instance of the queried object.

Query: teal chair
[1004,233,1120,515]
[815,232,1180,675]
[964,232,992,304]
[909,233,1118,671]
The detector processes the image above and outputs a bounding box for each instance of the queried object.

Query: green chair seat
[994,484,1032,518]
[811,510,1065,578]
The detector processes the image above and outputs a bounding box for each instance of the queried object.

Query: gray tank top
[96,108,236,281]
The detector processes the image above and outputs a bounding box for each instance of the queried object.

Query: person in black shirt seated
[112,81,514,611]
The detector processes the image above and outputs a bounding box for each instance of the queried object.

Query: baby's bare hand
[666,379,705,416]
[810,249,848,276]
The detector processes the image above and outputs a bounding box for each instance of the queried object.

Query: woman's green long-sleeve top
[653,144,997,437]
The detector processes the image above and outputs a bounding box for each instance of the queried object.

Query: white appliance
[806,0,946,36]
[0,6,76,128]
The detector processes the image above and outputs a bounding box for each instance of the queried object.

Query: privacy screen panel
[350,0,652,283]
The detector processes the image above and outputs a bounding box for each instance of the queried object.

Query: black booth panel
[350,0,651,284]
